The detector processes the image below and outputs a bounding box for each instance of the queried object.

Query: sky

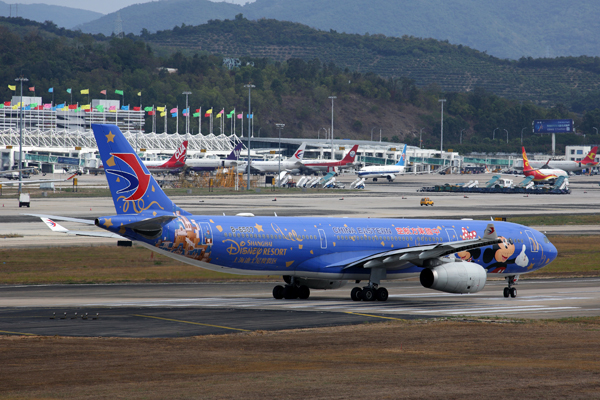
[4,0,253,15]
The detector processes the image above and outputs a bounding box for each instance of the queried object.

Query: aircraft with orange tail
[521,147,569,182]
[524,146,598,172]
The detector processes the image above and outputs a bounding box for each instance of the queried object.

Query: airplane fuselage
[98,215,555,280]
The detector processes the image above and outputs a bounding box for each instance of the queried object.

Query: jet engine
[386,174,396,182]
[419,261,487,294]
[283,276,346,290]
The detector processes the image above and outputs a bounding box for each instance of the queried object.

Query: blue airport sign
[533,119,574,134]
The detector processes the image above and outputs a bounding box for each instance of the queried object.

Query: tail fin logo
[173,142,187,163]
[485,226,495,236]
[106,153,151,201]
[349,150,356,158]
[294,149,304,159]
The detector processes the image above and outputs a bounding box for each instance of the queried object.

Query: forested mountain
[0,0,101,29]
[1,17,599,155]
[76,0,600,60]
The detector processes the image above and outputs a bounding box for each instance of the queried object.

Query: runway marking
[132,314,251,332]
[0,329,35,336]
[345,312,407,321]
[446,306,579,315]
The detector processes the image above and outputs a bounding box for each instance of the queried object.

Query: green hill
[77,0,600,60]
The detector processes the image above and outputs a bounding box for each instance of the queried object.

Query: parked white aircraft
[356,144,407,182]
[238,143,306,174]
[522,146,598,173]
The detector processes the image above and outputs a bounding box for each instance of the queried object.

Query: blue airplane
[36,124,558,301]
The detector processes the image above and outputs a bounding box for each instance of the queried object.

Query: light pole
[182,91,191,134]
[15,75,28,195]
[318,127,327,140]
[521,127,526,145]
[244,83,255,191]
[420,128,424,149]
[504,129,508,144]
[439,99,446,168]
[594,127,598,135]
[493,127,498,140]
[460,129,465,144]
[329,96,336,160]
[371,126,377,141]
[276,123,285,187]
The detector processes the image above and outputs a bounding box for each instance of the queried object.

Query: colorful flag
[156,107,165,112]
[43,104,52,109]
[144,106,153,112]
[100,90,107,95]
[121,105,129,110]
[195,109,200,112]
[29,103,38,108]
[115,89,124,96]
[182,108,189,116]
[247,114,253,119]
[81,104,91,110]
[8,85,16,91]
[68,104,77,109]
[237,113,243,119]
[96,105,105,112]
[171,112,177,117]
[28,87,35,92]
[160,112,166,117]
[109,106,117,111]
[56,103,65,109]
[193,112,200,117]
[205,108,213,116]
[80,89,89,95]
[216,113,222,119]
[148,111,155,116]
[170,108,177,114]
[66,88,72,94]
[3,101,10,106]
[48,88,54,93]
[24,105,31,110]
[12,105,18,110]
[133,106,141,111]
[137,92,141,96]
[0,104,3,109]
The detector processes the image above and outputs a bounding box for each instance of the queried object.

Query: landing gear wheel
[297,285,310,299]
[376,287,389,302]
[503,287,510,298]
[510,287,517,298]
[351,287,362,301]
[273,285,284,299]
[361,288,375,301]
[283,285,298,299]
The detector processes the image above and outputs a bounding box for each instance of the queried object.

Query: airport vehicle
[186,143,244,172]
[300,144,359,174]
[356,144,407,182]
[237,143,306,174]
[34,124,558,301]
[522,147,569,182]
[523,146,598,172]
[18,193,30,207]
[420,197,434,206]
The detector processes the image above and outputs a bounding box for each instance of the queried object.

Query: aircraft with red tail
[522,147,569,182]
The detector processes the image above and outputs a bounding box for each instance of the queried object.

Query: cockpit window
[542,235,550,244]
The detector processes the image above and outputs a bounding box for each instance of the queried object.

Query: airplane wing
[39,217,124,239]
[23,213,95,225]
[333,223,501,270]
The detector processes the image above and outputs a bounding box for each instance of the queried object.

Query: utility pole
[276,123,285,187]
[329,96,336,160]
[244,84,255,190]
[439,99,446,170]
[15,75,28,195]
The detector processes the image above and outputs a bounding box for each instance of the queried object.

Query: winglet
[483,223,498,240]
[41,217,69,233]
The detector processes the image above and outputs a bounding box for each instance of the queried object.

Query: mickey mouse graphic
[482,236,516,273]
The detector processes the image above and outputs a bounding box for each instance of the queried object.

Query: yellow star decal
[254,223,264,232]
[106,155,116,167]
[106,131,115,143]
[103,218,113,228]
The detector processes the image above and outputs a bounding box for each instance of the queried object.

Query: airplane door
[446,228,458,242]
[525,230,539,252]
[200,222,213,245]
[318,229,327,249]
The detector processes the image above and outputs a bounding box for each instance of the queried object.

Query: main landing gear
[503,275,518,298]
[272,277,310,300]
[351,285,388,301]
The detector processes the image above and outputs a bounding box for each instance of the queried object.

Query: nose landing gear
[503,275,519,298]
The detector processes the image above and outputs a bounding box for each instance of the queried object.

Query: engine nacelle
[284,276,346,290]
[386,174,396,181]
[419,261,487,294]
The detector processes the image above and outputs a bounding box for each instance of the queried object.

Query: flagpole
[199,107,201,135]
[176,106,179,134]
[152,105,155,133]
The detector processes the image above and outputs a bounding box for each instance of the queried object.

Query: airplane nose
[545,237,558,264]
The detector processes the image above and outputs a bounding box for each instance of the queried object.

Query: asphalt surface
[1,171,600,337]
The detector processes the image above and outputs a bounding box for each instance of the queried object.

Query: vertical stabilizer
[226,143,244,160]
[341,144,359,163]
[582,146,598,165]
[395,144,408,166]
[91,124,189,216]
[522,146,533,172]
[288,143,306,161]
